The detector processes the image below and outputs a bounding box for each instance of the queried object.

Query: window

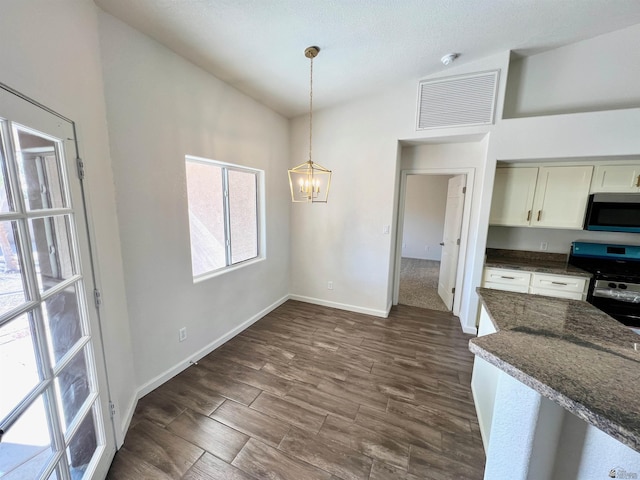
[185,156,262,279]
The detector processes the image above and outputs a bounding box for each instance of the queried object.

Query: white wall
[487,227,640,254]
[402,175,451,260]
[0,0,136,444]
[97,13,291,394]
[289,52,511,327]
[504,23,640,118]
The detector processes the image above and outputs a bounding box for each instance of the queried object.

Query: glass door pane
[0,88,114,480]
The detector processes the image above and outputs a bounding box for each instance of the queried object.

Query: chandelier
[288,46,332,203]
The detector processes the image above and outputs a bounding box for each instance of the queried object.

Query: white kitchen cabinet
[590,164,640,193]
[530,271,587,300]
[482,268,531,293]
[530,166,593,229]
[490,166,593,229]
[483,268,589,300]
[489,168,538,226]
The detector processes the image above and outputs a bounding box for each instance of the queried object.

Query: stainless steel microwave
[584,193,640,233]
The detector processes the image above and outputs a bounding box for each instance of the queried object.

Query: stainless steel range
[568,241,640,333]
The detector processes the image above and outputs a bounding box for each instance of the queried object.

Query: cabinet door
[489,168,538,226]
[531,166,593,229]
[530,287,584,300]
[590,164,640,193]
[484,281,530,293]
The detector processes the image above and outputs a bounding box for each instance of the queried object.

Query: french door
[0,87,115,479]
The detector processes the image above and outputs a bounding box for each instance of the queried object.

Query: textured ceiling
[94,0,640,118]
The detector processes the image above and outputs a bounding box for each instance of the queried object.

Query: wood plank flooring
[107,301,485,480]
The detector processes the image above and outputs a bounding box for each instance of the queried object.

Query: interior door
[438,175,466,310]
[0,87,115,479]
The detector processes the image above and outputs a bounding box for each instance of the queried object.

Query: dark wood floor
[106,301,485,480]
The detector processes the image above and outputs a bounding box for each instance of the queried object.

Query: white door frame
[393,167,475,316]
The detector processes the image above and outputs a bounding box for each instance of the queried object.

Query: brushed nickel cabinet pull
[551,281,568,286]
[501,276,516,280]
[636,174,640,187]
[537,210,542,221]
[527,210,531,222]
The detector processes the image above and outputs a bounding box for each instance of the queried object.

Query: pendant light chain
[308,54,313,163]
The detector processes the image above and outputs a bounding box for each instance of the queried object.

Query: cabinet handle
[636,174,640,187]
[537,210,542,221]
[527,210,531,221]
[501,276,516,280]
[551,281,568,286]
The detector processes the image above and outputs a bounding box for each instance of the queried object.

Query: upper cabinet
[490,165,593,229]
[489,168,538,226]
[590,164,640,193]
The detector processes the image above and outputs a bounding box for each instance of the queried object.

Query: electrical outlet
[327,281,333,290]
[425,245,429,252]
[179,327,187,342]
[540,242,548,251]
[382,225,390,235]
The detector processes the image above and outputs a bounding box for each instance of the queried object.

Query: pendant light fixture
[288,46,332,203]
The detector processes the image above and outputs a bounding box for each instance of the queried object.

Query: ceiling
[94,0,640,118]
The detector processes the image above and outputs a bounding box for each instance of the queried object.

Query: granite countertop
[470,288,640,453]
[485,248,592,278]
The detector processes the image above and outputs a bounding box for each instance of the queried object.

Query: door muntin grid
[0,109,108,480]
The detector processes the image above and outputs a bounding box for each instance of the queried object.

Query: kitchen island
[471,288,640,480]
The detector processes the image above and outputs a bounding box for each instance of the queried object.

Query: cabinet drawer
[530,287,584,301]
[530,273,587,293]
[483,281,529,293]
[483,268,531,287]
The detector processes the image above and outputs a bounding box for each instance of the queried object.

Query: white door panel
[0,87,115,480]
[438,175,466,310]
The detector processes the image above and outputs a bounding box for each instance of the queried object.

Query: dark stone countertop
[470,288,640,453]
[485,248,592,278]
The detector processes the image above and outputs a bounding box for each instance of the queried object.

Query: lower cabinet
[483,267,588,300]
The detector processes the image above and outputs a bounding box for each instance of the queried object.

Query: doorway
[394,169,473,316]
[398,174,452,311]
[0,87,115,479]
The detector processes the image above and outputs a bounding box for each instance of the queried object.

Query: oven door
[591,280,640,328]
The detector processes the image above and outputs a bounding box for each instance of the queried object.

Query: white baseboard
[289,294,389,318]
[118,296,289,442]
[462,324,478,335]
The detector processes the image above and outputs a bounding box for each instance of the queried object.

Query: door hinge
[109,401,116,418]
[94,288,102,309]
[76,157,85,180]
[451,287,455,294]
[462,186,466,194]
[456,238,461,245]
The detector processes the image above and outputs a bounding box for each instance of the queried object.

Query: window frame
[185,155,265,282]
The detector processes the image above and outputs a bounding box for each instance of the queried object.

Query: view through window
[185,156,261,278]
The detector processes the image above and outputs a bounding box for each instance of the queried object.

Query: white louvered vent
[417,70,499,130]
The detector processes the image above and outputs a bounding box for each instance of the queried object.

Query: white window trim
[186,155,266,282]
